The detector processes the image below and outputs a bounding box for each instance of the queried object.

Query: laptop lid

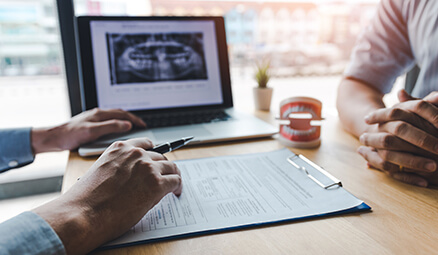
[76,16,233,115]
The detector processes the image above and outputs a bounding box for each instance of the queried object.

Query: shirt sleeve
[0,128,35,173]
[344,0,415,94]
[0,211,66,255]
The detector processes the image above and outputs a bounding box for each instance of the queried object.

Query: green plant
[254,60,271,88]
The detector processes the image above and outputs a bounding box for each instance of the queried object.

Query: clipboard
[287,154,342,189]
[100,148,371,250]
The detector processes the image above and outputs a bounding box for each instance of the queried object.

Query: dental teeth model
[277,97,323,148]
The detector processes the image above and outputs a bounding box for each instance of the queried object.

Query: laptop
[76,16,277,156]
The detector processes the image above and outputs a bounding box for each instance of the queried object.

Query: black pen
[148,136,194,154]
[78,136,194,181]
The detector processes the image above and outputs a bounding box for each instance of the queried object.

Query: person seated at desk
[0,108,182,254]
[337,0,438,187]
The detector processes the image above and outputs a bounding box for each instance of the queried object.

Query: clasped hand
[357,90,438,187]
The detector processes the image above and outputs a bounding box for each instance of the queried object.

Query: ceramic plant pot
[253,87,273,111]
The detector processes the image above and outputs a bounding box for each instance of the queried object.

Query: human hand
[357,90,438,187]
[398,89,438,105]
[33,138,182,254]
[31,108,146,153]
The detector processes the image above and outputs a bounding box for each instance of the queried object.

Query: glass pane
[0,0,61,77]
[0,0,69,187]
[0,0,69,128]
[73,0,151,16]
[72,0,378,78]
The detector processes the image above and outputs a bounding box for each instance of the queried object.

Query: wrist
[31,126,63,154]
[33,197,96,254]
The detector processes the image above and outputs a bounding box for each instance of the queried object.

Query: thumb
[397,89,417,102]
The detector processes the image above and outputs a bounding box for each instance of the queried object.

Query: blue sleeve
[0,211,66,255]
[344,0,415,93]
[0,128,35,173]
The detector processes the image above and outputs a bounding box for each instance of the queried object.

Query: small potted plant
[253,60,273,111]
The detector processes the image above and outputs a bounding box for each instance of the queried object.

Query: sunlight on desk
[62,74,437,255]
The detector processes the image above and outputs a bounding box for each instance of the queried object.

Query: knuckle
[150,172,162,186]
[92,107,102,115]
[128,147,144,158]
[380,134,394,148]
[83,124,97,137]
[111,120,126,129]
[112,141,126,149]
[381,161,393,171]
[416,135,428,148]
[413,100,428,112]
[431,114,438,126]
[393,122,408,136]
[388,108,403,119]
[144,138,154,148]
[137,159,153,170]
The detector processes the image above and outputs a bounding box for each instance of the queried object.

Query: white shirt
[344,0,438,98]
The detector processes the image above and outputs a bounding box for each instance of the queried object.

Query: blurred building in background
[148,0,377,76]
[0,0,378,77]
[0,0,59,76]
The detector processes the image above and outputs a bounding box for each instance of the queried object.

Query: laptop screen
[88,19,224,111]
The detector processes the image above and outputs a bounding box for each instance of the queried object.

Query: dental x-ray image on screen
[106,32,208,85]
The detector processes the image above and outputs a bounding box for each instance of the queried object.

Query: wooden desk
[62,109,438,254]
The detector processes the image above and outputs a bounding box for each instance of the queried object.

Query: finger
[358,146,429,187]
[389,172,428,187]
[365,107,416,125]
[379,121,438,154]
[125,138,155,150]
[87,120,132,140]
[92,108,146,128]
[396,100,438,129]
[158,161,181,176]
[146,151,167,161]
[359,132,424,153]
[161,174,183,196]
[397,89,417,103]
[364,100,438,135]
[376,149,436,173]
[357,146,399,173]
[423,91,438,105]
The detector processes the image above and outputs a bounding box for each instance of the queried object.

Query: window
[0,0,380,191]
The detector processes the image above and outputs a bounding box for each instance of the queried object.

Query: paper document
[104,149,369,248]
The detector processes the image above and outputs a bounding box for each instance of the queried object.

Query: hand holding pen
[78,136,193,181]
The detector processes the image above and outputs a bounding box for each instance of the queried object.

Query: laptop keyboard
[141,110,231,128]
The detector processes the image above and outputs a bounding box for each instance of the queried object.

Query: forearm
[336,78,386,137]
